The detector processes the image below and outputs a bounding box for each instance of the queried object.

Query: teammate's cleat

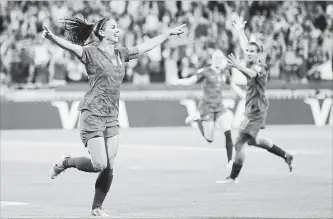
[50,155,70,179]
[226,160,233,170]
[185,112,201,124]
[285,153,294,172]
[91,207,110,216]
[216,176,239,184]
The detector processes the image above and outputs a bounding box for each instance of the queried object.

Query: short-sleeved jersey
[244,63,269,116]
[196,66,229,112]
[78,46,139,119]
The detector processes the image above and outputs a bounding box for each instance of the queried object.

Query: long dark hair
[60,15,110,46]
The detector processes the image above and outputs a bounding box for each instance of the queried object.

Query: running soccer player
[44,16,186,216]
[173,50,246,169]
[220,16,293,183]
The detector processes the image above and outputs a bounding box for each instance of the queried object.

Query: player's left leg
[218,116,259,183]
[91,126,119,216]
[215,110,234,168]
[248,137,294,171]
[217,132,252,183]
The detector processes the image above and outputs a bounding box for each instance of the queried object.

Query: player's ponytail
[60,15,110,46]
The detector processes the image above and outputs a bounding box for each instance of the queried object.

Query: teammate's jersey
[196,66,229,112]
[244,63,269,116]
[78,46,139,120]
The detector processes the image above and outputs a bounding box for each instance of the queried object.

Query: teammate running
[173,50,246,169]
[44,15,186,216]
[220,16,293,183]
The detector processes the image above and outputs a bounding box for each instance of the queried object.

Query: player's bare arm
[136,24,186,55]
[227,53,257,78]
[229,82,246,99]
[172,75,198,86]
[42,25,83,59]
[232,16,248,52]
[223,73,245,99]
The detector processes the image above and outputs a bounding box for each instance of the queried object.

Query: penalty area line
[1,201,29,206]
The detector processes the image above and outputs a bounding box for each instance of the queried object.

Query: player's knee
[248,138,256,146]
[108,159,115,168]
[205,138,213,143]
[92,160,107,172]
[92,164,104,172]
[204,132,214,143]
[234,144,243,152]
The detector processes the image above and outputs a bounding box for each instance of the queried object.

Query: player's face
[245,44,259,64]
[102,19,120,44]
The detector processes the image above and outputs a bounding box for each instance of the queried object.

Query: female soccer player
[220,16,293,183]
[173,50,246,169]
[44,16,185,216]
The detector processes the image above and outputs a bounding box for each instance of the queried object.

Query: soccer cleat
[226,160,233,170]
[91,207,110,216]
[50,155,70,179]
[285,153,294,172]
[216,176,239,184]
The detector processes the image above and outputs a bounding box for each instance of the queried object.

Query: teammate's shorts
[198,103,228,122]
[79,110,119,147]
[239,113,267,138]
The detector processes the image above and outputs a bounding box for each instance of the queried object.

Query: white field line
[1,201,29,206]
[0,141,322,155]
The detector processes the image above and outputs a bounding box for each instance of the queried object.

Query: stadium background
[0,0,332,129]
[0,1,332,218]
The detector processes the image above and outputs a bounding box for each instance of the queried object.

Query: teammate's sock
[224,130,233,162]
[267,144,287,160]
[92,168,113,210]
[230,162,242,179]
[63,157,99,173]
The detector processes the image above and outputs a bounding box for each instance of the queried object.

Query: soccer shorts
[239,113,267,138]
[79,110,119,147]
[198,103,228,122]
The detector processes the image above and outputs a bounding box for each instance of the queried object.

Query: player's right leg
[248,137,294,172]
[201,120,215,142]
[196,106,216,142]
[50,110,107,179]
[185,110,215,142]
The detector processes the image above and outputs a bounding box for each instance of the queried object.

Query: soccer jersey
[244,63,269,117]
[196,67,228,112]
[78,46,139,121]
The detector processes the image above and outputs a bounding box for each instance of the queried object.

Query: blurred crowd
[0,1,332,88]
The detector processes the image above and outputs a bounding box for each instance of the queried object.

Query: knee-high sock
[64,157,99,173]
[224,130,233,162]
[92,168,114,209]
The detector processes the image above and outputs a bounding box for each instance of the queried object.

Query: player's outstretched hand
[42,25,54,40]
[168,24,186,37]
[227,53,242,69]
[232,16,247,30]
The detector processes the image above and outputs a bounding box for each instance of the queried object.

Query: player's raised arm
[172,67,207,86]
[229,82,246,99]
[172,75,198,86]
[136,24,186,55]
[224,73,246,99]
[232,16,248,52]
[227,53,257,78]
[42,25,83,58]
